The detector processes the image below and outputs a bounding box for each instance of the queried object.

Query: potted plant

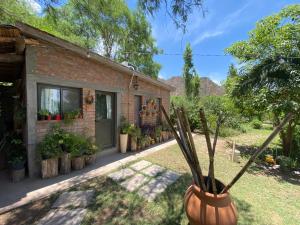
[119,116,130,153]
[63,109,80,125]
[5,134,26,182]
[54,127,72,174]
[85,138,100,165]
[37,132,62,179]
[140,136,146,150]
[70,135,87,170]
[38,109,50,120]
[161,122,169,141]
[160,105,293,225]
[154,126,162,143]
[128,125,141,151]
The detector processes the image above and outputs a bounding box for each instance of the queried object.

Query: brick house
[0,23,174,177]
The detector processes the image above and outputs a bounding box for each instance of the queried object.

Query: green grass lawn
[1,128,299,225]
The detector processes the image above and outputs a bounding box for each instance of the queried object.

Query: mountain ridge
[162,76,224,96]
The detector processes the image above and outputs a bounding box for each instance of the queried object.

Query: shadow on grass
[1,194,58,225]
[235,144,300,185]
[81,174,192,225]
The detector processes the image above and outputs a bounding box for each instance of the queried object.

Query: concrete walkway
[0,139,177,214]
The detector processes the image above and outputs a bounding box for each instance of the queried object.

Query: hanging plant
[85,91,94,105]
[153,105,157,110]
[142,105,147,110]
[151,112,156,116]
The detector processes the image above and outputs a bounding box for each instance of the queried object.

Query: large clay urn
[184,180,238,225]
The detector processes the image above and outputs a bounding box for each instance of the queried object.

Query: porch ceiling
[0,25,24,82]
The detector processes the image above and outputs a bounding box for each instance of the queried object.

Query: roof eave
[14,22,175,91]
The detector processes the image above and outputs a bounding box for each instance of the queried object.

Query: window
[95,93,112,120]
[38,84,81,116]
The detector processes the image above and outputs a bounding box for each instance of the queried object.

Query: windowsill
[36,118,84,124]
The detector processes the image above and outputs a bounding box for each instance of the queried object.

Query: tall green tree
[116,10,161,78]
[226,4,300,156]
[183,43,200,98]
[183,43,194,98]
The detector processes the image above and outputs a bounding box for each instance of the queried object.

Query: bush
[251,119,263,129]
[171,96,201,131]
[276,155,298,171]
[37,133,62,160]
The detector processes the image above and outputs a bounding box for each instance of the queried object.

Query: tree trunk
[280,120,294,156]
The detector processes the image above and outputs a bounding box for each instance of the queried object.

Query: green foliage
[37,133,62,160]
[1,0,161,78]
[138,0,205,30]
[171,96,201,131]
[5,133,26,166]
[182,44,201,98]
[155,125,162,138]
[116,10,161,78]
[128,124,141,138]
[277,155,298,172]
[226,4,300,154]
[38,109,50,117]
[63,109,80,125]
[119,116,130,134]
[251,119,263,129]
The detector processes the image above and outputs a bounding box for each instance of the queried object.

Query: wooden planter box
[41,158,59,179]
[60,153,71,174]
[72,156,85,170]
[85,154,96,166]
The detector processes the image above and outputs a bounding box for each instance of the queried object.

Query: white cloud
[192,30,224,45]
[192,1,252,46]
[24,0,42,14]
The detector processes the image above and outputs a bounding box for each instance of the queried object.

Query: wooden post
[231,140,236,162]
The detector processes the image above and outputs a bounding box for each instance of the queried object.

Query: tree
[1,0,162,78]
[226,5,300,156]
[183,43,200,98]
[116,10,161,78]
[191,69,200,98]
[183,43,194,98]
[38,0,206,31]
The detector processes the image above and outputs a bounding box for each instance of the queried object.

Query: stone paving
[37,160,180,224]
[52,190,95,208]
[108,160,180,201]
[37,190,94,225]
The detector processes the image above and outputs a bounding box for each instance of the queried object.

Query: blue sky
[126,0,299,84]
[27,0,299,84]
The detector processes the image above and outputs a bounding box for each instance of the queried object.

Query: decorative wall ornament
[85,91,94,105]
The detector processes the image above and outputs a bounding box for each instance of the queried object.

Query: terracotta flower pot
[184,182,238,225]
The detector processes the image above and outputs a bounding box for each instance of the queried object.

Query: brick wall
[31,46,170,143]
[36,88,95,142]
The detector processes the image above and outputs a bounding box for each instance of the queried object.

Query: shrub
[85,137,99,156]
[5,133,26,166]
[276,155,298,172]
[69,135,88,158]
[119,116,130,134]
[251,119,263,129]
[171,96,201,131]
[37,133,62,160]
